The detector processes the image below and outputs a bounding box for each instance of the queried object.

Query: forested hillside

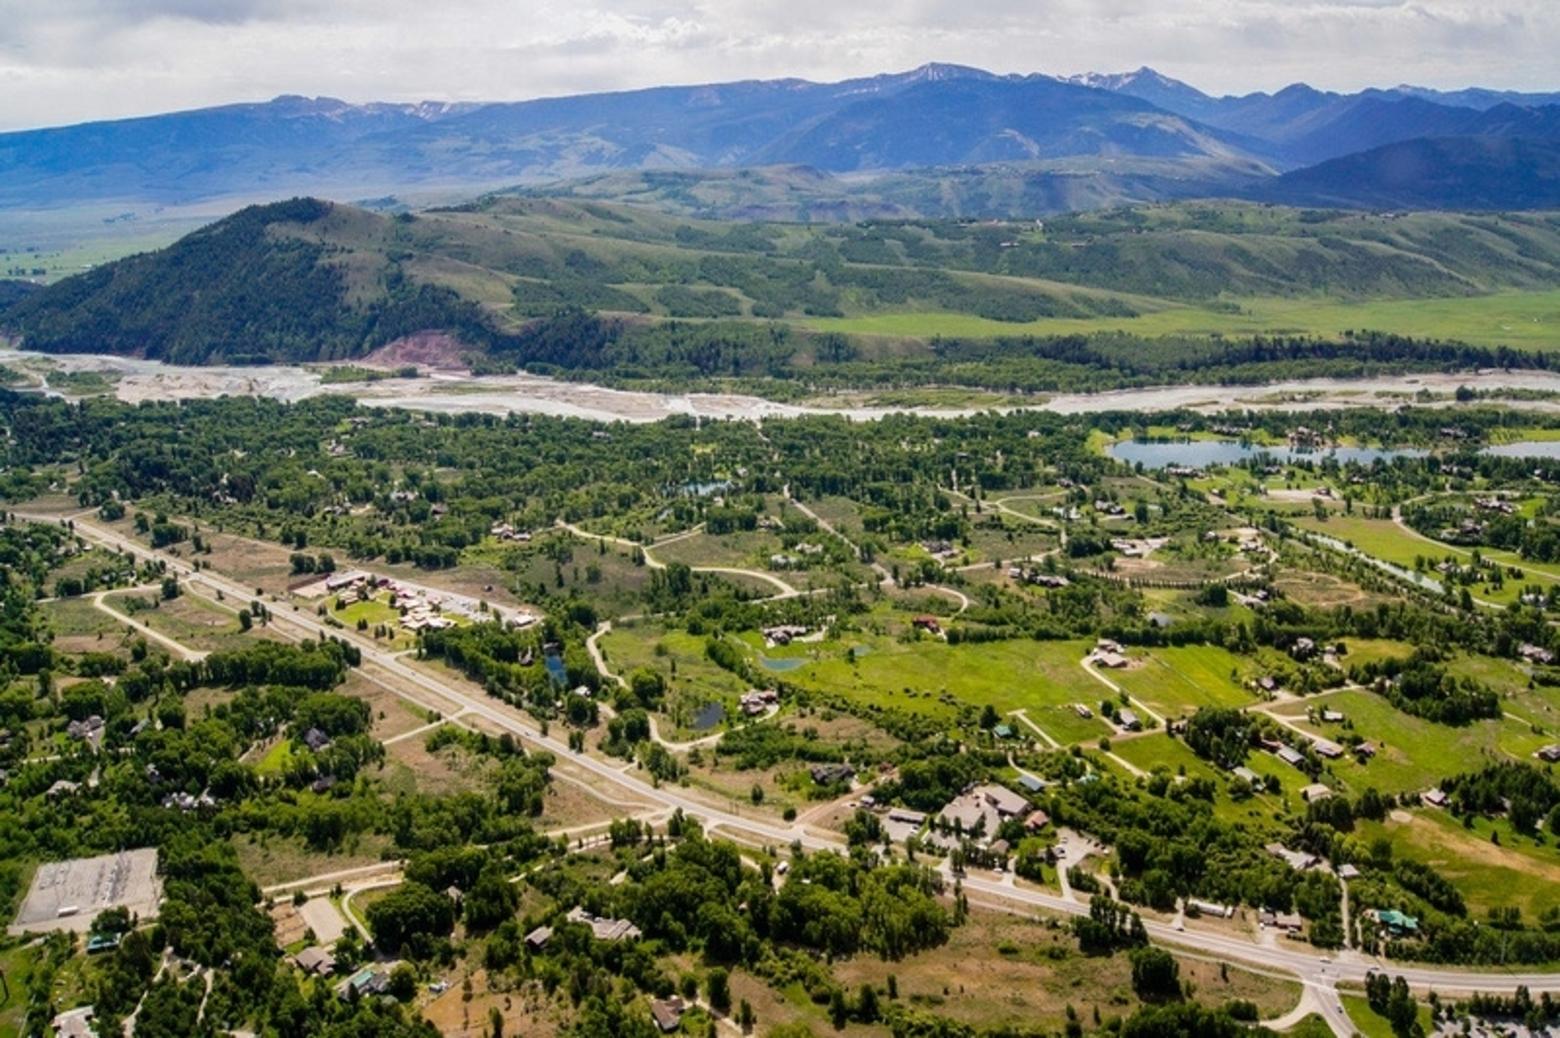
[6,196,1560,367]
[0,199,505,364]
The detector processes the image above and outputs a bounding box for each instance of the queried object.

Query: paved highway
[28,511,1560,1025]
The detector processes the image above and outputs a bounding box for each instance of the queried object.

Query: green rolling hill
[5,195,1560,369]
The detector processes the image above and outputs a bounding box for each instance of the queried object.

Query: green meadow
[1271,688,1550,795]
[809,288,1560,350]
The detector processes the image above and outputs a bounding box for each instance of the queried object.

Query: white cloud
[0,0,1553,129]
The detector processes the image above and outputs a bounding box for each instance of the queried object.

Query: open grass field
[1270,569,1389,610]
[1336,638,1416,668]
[822,906,1302,1036]
[1271,689,1550,795]
[1108,733,1297,827]
[102,591,256,652]
[1110,732,1219,781]
[0,941,38,1038]
[1300,513,1560,606]
[1296,515,1437,571]
[808,288,1560,350]
[599,622,751,703]
[40,597,130,654]
[1341,994,1434,1038]
[233,832,393,889]
[649,529,783,569]
[1109,645,1259,717]
[754,633,1117,742]
[382,733,496,797]
[1355,808,1560,922]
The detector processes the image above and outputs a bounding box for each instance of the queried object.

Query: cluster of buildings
[1110,537,1167,558]
[489,521,532,543]
[1007,567,1070,588]
[66,715,105,749]
[920,539,961,561]
[161,790,217,812]
[1520,643,1556,666]
[564,905,642,942]
[761,624,810,646]
[323,570,538,632]
[336,961,398,1000]
[1441,516,1491,543]
[1264,842,1321,872]
[1264,732,1343,773]
[739,688,778,717]
[521,907,645,951]
[924,782,1044,854]
[1257,908,1305,934]
[1087,638,1130,670]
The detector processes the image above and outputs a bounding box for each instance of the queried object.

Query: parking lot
[9,848,162,935]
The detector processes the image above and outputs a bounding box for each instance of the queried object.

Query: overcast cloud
[0,0,1555,130]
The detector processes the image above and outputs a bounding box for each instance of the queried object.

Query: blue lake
[1108,440,1426,470]
[1485,440,1560,460]
[543,654,567,685]
[692,702,726,730]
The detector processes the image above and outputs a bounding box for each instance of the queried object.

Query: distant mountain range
[2,63,1559,215]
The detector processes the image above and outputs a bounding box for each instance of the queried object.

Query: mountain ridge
[2,64,1559,218]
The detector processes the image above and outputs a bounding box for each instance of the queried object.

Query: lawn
[328,595,416,648]
[763,634,1117,742]
[1109,733,1298,828]
[1355,809,1560,922]
[1110,645,1258,718]
[597,622,757,737]
[1270,689,1549,795]
[0,942,37,1038]
[1295,515,1434,571]
[330,595,401,628]
[1300,513,1560,606]
[1341,994,1433,1038]
[255,739,297,778]
[1110,732,1220,781]
[808,288,1560,351]
[1336,638,1415,668]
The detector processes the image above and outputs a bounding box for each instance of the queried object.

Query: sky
[0,0,1557,130]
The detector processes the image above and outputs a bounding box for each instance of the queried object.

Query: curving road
[25,510,1560,1023]
[556,519,799,597]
